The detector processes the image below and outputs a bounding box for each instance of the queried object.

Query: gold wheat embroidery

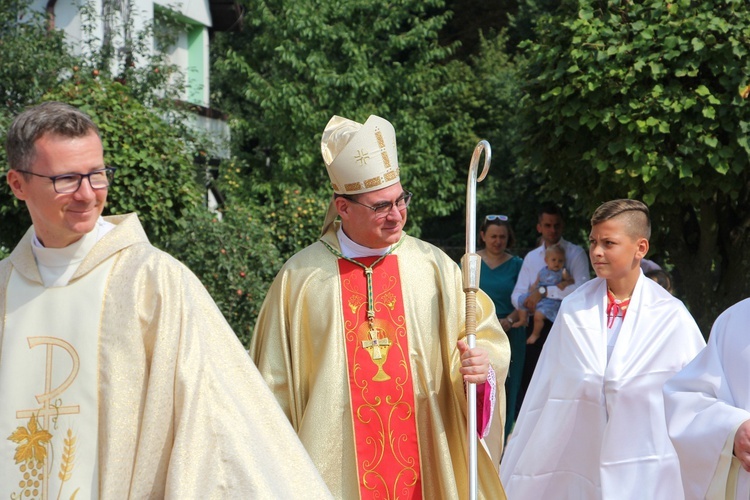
[56,428,76,499]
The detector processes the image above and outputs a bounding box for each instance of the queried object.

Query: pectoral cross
[361,326,392,381]
[362,328,391,360]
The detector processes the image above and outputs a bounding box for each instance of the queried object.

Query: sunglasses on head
[485,215,508,222]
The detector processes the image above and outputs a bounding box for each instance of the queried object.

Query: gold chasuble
[251,222,510,499]
[0,214,332,499]
[338,255,421,499]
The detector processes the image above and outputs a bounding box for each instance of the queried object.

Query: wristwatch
[538,286,547,297]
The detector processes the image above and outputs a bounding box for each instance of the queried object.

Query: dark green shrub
[163,205,283,346]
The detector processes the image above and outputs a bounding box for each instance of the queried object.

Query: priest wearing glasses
[0,101,331,498]
[250,114,510,499]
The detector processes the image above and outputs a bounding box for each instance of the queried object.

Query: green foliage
[211,0,483,235]
[419,30,550,251]
[0,0,75,114]
[162,205,283,346]
[508,0,563,51]
[439,1,514,60]
[216,158,330,260]
[466,31,552,249]
[514,0,750,332]
[161,159,329,342]
[519,0,750,206]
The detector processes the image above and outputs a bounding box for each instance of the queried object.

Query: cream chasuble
[501,275,705,499]
[664,298,750,500]
[251,222,510,499]
[1,257,113,498]
[0,213,332,499]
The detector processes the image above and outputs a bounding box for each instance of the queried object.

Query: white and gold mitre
[321,114,400,195]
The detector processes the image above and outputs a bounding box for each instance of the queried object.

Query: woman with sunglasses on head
[477,215,524,440]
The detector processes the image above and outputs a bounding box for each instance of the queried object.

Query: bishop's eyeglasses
[344,191,413,218]
[23,167,117,194]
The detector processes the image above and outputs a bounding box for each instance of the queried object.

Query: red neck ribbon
[606,288,631,328]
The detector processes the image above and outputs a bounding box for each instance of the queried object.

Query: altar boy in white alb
[0,101,331,498]
[664,299,750,500]
[500,199,705,499]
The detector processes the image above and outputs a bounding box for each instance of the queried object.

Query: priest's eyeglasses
[345,191,413,217]
[23,167,117,194]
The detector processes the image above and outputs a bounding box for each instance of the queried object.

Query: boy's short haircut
[546,243,566,258]
[591,199,651,240]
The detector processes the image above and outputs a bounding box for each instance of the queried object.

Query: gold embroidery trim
[364,176,382,189]
[375,129,386,149]
[380,152,391,169]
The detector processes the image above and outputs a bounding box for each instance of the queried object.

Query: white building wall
[35,0,211,107]
[29,0,228,158]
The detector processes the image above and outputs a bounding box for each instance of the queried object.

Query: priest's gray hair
[6,101,100,173]
[591,199,651,240]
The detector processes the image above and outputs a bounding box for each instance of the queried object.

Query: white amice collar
[31,217,116,287]
[336,225,391,258]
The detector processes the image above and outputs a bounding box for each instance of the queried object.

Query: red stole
[337,255,422,499]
